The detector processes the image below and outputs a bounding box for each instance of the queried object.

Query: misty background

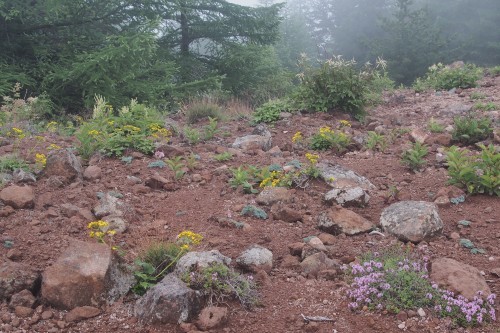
[1,0,499,113]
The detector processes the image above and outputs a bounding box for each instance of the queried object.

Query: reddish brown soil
[0,76,499,333]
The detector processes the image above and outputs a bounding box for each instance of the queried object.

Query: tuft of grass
[185,101,223,124]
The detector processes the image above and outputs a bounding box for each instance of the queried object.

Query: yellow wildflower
[305,152,319,165]
[107,230,116,236]
[47,143,61,150]
[177,230,203,246]
[122,125,141,133]
[46,121,58,133]
[339,120,351,128]
[35,153,47,168]
[35,135,46,142]
[88,129,100,137]
[292,131,303,144]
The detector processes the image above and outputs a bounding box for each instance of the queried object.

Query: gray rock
[0,261,39,301]
[41,238,133,309]
[300,252,340,279]
[232,135,272,152]
[430,258,491,300]
[252,124,272,137]
[12,169,36,184]
[236,245,273,273]
[102,215,127,234]
[8,289,36,309]
[324,187,370,207]
[175,250,231,276]
[317,206,373,235]
[135,274,202,324]
[318,161,375,192]
[42,149,82,183]
[93,192,130,218]
[380,201,443,243]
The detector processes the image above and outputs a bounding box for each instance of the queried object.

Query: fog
[227,0,261,6]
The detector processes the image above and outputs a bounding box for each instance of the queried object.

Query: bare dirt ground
[0,75,499,333]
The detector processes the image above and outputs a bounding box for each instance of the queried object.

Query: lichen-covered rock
[380,201,443,243]
[236,245,273,273]
[174,250,231,276]
[318,162,375,191]
[232,135,272,152]
[256,187,293,206]
[135,274,202,324]
[324,187,370,207]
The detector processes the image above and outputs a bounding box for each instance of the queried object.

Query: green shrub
[401,142,428,171]
[412,63,483,92]
[185,101,222,124]
[365,131,388,152]
[253,99,290,124]
[182,262,259,308]
[487,66,500,76]
[203,117,220,140]
[445,144,499,196]
[310,126,351,153]
[452,114,492,144]
[0,83,55,123]
[293,56,369,115]
[183,126,201,145]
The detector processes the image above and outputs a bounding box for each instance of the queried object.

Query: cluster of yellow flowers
[259,171,282,188]
[35,153,47,168]
[150,123,172,140]
[339,120,351,127]
[122,125,141,133]
[8,127,25,139]
[177,230,203,250]
[47,143,61,150]
[292,131,304,144]
[305,152,319,165]
[319,126,334,137]
[87,220,116,244]
[46,121,58,133]
[88,129,100,137]
[35,135,46,142]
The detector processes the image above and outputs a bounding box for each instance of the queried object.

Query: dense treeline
[0,0,499,115]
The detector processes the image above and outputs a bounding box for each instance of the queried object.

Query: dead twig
[301,313,335,323]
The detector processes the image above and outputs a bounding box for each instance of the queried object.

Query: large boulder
[42,149,82,183]
[41,239,133,309]
[430,258,491,300]
[236,245,273,273]
[0,185,35,209]
[174,250,231,276]
[317,162,375,191]
[380,201,443,243]
[0,260,39,301]
[317,206,374,236]
[135,274,203,324]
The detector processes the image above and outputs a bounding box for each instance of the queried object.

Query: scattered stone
[102,215,127,234]
[288,242,304,256]
[41,238,134,309]
[232,134,272,152]
[145,173,171,190]
[425,133,452,146]
[0,205,15,217]
[135,274,202,324]
[42,149,82,183]
[175,250,231,276]
[256,187,293,206]
[12,169,36,183]
[196,306,229,331]
[93,192,131,218]
[324,187,370,207]
[0,260,39,301]
[317,233,336,246]
[6,248,22,261]
[236,245,273,273]
[9,289,36,309]
[307,237,327,252]
[380,201,443,243]
[300,252,339,279]
[430,258,491,299]
[318,162,375,191]
[417,308,426,317]
[41,310,53,320]
[83,165,102,181]
[65,306,101,322]
[14,306,33,318]
[317,206,374,236]
[0,185,35,209]
[410,128,429,143]
[271,205,303,222]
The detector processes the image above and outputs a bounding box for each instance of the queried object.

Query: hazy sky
[227,0,261,6]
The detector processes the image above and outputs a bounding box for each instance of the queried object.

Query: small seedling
[401,142,428,171]
[183,126,201,145]
[365,131,387,151]
[166,156,186,180]
[214,152,233,162]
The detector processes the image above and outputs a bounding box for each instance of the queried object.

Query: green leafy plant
[203,116,220,140]
[183,126,201,145]
[473,102,497,111]
[214,151,233,162]
[293,56,370,116]
[469,92,486,100]
[0,83,55,122]
[0,154,29,173]
[427,118,445,133]
[253,99,290,123]
[452,114,492,144]
[365,131,388,151]
[241,205,268,219]
[487,66,500,76]
[166,156,186,180]
[412,63,483,92]
[310,126,351,153]
[132,230,203,295]
[181,262,259,308]
[229,166,258,194]
[184,153,199,171]
[185,100,222,124]
[401,142,428,171]
[445,144,499,196]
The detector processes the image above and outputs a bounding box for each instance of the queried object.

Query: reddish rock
[430,257,491,300]
[42,149,82,183]
[65,306,101,322]
[410,128,429,143]
[14,306,33,318]
[317,206,373,236]
[318,233,336,245]
[0,185,35,209]
[288,242,304,256]
[41,239,133,309]
[425,133,452,146]
[9,289,36,309]
[256,187,294,206]
[0,260,39,301]
[83,165,102,181]
[271,205,303,222]
[196,306,229,331]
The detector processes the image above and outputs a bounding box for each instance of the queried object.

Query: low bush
[452,114,492,145]
[412,63,483,92]
[185,100,223,124]
[401,142,428,171]
[253,99,291,124]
